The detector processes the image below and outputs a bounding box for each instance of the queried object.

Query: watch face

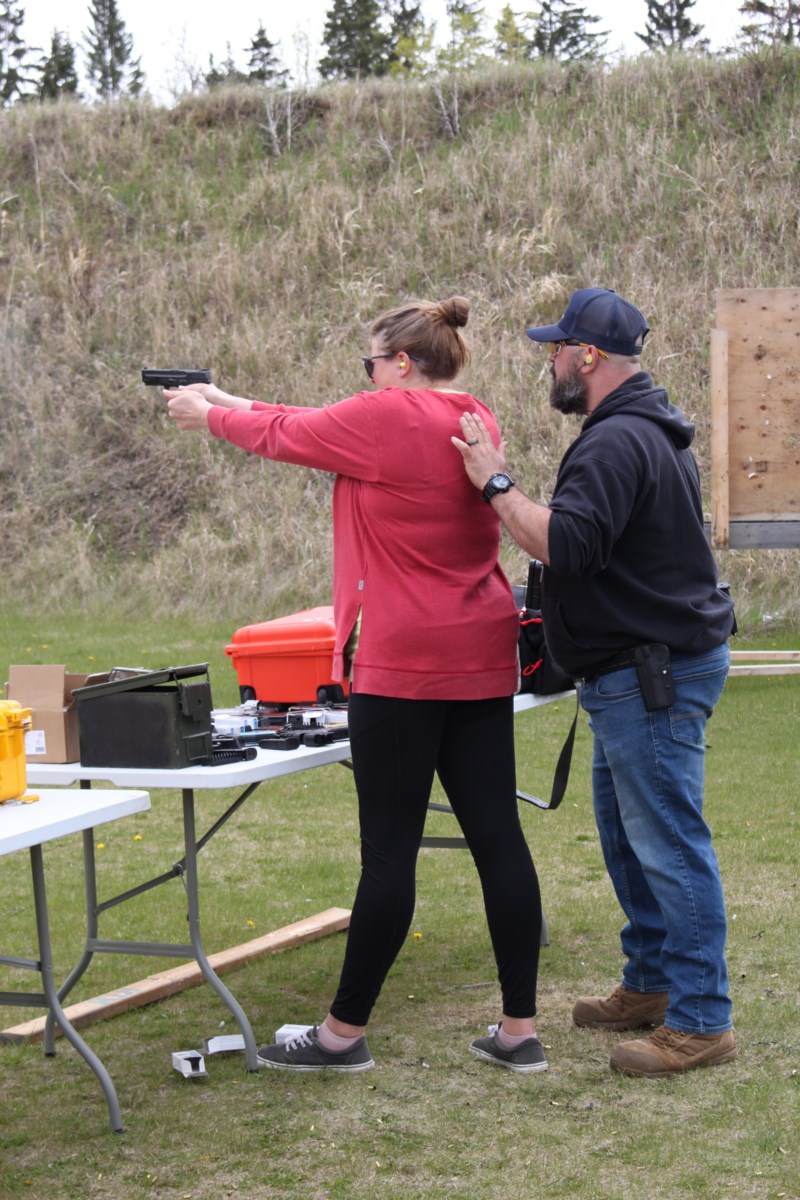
[482,472,514,503]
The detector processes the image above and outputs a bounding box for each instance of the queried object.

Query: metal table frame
[0,788,150,1133]
[26,741,356,1076]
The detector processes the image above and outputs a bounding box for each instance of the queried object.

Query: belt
[584,648,641,679]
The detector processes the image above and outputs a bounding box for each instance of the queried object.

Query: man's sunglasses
[362,353,421,381]
[549,340,609,359]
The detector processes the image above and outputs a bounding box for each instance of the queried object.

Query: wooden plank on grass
[729,650,800,677]
[0,907,350,1044]
[729,663,800,676]
[730,651,800,661]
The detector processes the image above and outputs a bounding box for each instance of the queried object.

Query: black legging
[330,693,542,1027]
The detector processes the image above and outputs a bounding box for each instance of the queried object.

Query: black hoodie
[542,372,734,678]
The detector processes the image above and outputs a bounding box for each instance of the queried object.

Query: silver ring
[467,439,479,446]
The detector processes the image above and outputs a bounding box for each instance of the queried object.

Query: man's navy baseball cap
[526,287,649,356]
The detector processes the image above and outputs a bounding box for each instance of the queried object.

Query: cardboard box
[226,606,349,705]
[5,665,109,764]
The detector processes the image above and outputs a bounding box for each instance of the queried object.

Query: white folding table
[25,691,576,1079]
[0,787,150,1133]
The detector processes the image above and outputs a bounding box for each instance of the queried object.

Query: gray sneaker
[469,1030,548,1074]
[257,1025,374,1073]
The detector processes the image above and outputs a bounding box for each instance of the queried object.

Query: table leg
[30,844,124,1133]
[44,827,99,1055]
[181,789,259,1071]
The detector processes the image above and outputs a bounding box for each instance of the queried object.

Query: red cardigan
[208,388,519,700]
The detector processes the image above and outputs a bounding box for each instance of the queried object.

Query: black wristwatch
[482,472,516,504]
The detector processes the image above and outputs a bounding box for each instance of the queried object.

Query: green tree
[437,0,490,71]
[494,4,531,59]
[386,0,435,74]
[84,0,144,100]
[204,43,247,88]
[246,21,288,83]
[37,29,80,100]
[526,0,607,60]
[739,0,799,45]
[387,0,422,47]
[391,22,436,74]
[636,0,709,50]
[319,0,393,79]
[0,0,36,105]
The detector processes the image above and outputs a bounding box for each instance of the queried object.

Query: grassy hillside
[1,51,799,631]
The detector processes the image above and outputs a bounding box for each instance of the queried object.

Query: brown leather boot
[609,1026,737,1077]
[572,984,669,1031]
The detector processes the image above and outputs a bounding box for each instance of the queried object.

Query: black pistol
[142,368,212,389]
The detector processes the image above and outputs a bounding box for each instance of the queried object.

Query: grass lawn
[1,612,798,1199]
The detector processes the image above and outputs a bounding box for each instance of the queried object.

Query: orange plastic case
[0,700,32,803]
[226,606,349,706]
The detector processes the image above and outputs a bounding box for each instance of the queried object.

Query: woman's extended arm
[166,378,265,430]
[165,388,217,431]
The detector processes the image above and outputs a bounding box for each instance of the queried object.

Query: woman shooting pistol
[165,296,547,1075]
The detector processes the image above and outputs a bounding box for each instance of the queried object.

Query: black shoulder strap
[516,684,581,811]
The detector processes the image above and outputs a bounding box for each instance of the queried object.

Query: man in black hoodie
[454,288,737,1078]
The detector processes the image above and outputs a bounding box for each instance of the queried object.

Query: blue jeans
[580,643,732,1034]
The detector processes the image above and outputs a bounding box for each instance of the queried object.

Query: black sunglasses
[361,353,422,381]
[362,353,396,381]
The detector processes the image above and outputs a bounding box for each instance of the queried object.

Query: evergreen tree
[246,21,288,83]
[526,0,607,61]
[0,0,37,105]
[391,21,436,74]
[437,0,490,71]
[84,0,144,100]
[386,0,435,74]
[494,4,531,60]
[636,0,709,50]
[204,43,247,88]
[388,0,422,47]
[37,29,80,100]
[319,0,393,79]
[739,0,799,45]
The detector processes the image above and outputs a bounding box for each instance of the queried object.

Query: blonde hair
[371,296,471,382]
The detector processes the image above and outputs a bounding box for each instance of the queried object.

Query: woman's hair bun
[438,295,470,329]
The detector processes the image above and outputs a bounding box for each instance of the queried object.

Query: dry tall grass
[1,51,798,629]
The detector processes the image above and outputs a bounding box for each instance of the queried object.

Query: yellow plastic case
[0,700,32,803]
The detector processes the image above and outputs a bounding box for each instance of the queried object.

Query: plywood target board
[711,288,800,548]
